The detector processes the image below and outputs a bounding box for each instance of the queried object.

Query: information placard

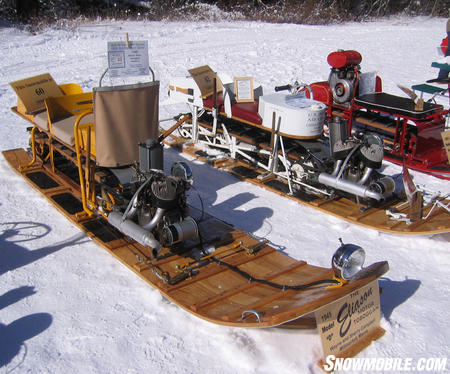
[315,280,382,359]
[234,76,254,103]
[441,130,450,164]
[9,73,63,114]
[107,40,149,78]
[188,65,222,98]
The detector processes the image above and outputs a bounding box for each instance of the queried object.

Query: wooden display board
[9,73,62,114]
[2,148,390,331]
[188,65,222,98]
[316,279,385,371]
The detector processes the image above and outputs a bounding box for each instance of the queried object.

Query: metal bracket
[238,309,263,323]
[242,238,270,256]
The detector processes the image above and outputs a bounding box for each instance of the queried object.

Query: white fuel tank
[258,93,326,139]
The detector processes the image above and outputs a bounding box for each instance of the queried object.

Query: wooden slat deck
[3,148,388,328]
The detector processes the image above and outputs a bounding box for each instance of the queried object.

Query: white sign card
[107,40,149,78]
[234,77,254,103]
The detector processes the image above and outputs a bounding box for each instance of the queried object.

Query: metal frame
[180,104,334,198]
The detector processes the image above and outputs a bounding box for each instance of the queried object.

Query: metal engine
[289,114,394,201]
[107,144,198,257]
[327,50,362,106]
[315,50,395,198]
[314,116,394,200]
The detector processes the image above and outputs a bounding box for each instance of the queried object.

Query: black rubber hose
[274,84,292,92]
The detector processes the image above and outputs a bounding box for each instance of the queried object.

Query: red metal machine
[309,50,450,180]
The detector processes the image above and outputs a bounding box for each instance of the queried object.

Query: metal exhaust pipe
[357,167,373,185]
[318,172,384,201]
[142,207,165,231]
[108,211,161,252]
[331,159,343,177]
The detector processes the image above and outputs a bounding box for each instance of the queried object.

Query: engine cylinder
[359,134,384,169]
[151,177,179,209]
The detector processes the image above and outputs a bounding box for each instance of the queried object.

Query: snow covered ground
[0,16,449,374]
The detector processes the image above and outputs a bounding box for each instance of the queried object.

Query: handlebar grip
[274,84,291,92]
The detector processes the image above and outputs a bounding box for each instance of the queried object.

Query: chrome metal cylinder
[370,176,396,195]
[108,211,161,251]
[162,216,198,246]
[318,172,384,201]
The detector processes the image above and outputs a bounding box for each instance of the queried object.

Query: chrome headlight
[332,243,365,280]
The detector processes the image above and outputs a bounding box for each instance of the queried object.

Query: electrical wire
[189,184,205,222]
[197,230,339,291]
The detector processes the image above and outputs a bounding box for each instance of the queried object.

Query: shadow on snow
[378,277,421,321]
[0,221,88,369]
[0,286,53,369]
[164,146,274,235]
[0,221,87,276]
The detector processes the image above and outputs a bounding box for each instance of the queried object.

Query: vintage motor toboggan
[5,39,390,369]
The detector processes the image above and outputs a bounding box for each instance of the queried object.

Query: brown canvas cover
[93,81,159,167]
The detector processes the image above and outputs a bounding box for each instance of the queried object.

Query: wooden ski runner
[3,148,388,331]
